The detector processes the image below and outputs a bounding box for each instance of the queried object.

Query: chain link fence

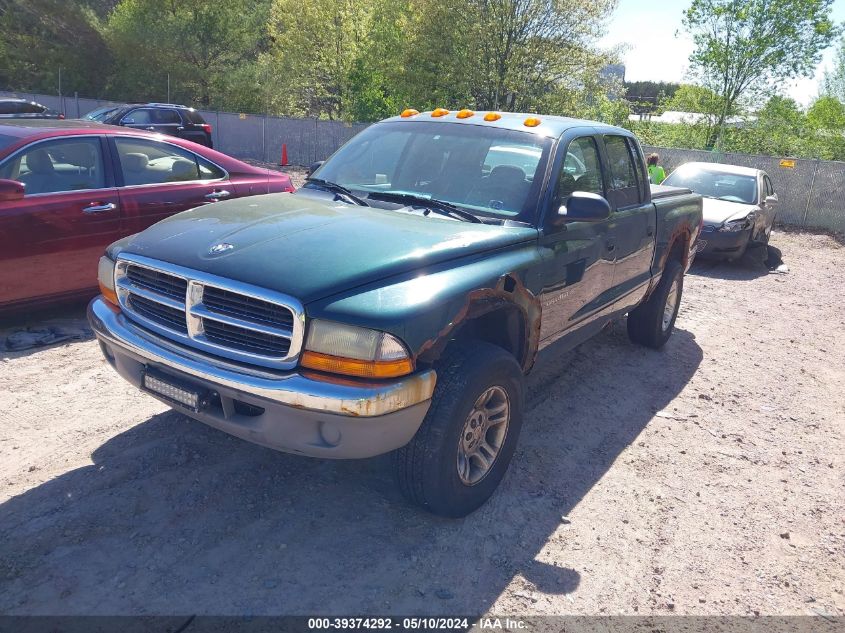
[2,90,843,232]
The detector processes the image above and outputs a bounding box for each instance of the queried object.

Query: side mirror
[0,179,25,202]
[122,117,135,125]
[308,161,324,177]
[765,194,778,205]
[557,191,611,223]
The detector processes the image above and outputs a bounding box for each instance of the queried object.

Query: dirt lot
[0,230,843,617]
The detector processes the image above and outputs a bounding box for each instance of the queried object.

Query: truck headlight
[97,256,119,306]
[301,320,413,378]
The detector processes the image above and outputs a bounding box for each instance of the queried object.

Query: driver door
[536,132,616,343]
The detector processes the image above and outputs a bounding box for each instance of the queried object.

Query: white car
[663,162,778,260]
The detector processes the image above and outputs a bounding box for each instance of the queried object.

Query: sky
[599,0,845,105]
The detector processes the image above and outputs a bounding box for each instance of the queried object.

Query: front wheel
[627,259,684,349]
[394,342,524,518]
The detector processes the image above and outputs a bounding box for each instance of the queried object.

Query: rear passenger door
[0,136,121,305]
[601,134,655,308]
[110,136,230,233]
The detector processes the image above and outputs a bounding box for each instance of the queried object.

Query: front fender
[305,245,544,371]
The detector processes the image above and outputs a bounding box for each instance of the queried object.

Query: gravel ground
[0,230,842,617]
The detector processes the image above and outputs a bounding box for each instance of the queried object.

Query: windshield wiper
[366,191,482,223]
[305,178,370,206]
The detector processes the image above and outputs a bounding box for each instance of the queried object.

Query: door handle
[145,126,156,131]
[205,190,231,200]
[176,126,185,131]
[83,202,117,214]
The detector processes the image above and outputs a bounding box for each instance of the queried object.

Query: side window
[154,109,181,124]
[122,109,152,125]
[627,138,647,202]
[20,103,45,114]
[603,135,642,208]
[114,137,223,186]
[557,136,604,200]
[764,175,774,196]
[0,137,105,195]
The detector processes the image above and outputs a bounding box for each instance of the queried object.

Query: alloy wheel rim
[456,386,510,486]
[662,278,679,332]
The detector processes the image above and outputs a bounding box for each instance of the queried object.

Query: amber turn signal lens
[301,351,414,379]
[456,109,475,119]
[401,108,419,118]
[431,108,450,117]
[100,280,119,307]
[523,117,541,127]
[483,112,502,122]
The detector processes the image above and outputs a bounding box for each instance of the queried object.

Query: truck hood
[116,193,537,303]
[702,198,759,226]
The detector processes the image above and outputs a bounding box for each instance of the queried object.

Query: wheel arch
[415,273,541,374]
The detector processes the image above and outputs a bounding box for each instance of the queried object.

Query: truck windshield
[664,166,758,204]
[313,120,553,222]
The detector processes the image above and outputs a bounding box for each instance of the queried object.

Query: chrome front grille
[114,254,304,370]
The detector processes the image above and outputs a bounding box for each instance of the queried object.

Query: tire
[394,341,524,518]
[627,259,684,349]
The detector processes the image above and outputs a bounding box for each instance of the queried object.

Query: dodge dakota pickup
[89,110,702,517]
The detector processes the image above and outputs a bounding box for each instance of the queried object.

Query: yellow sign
[239,113,247,120]
[779,159,796,169]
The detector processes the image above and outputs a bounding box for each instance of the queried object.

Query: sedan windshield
[312,120,553,222]
[664,166,758,204]
[84,106,121,122]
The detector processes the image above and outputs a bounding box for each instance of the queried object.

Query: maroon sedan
[0,119,294,312]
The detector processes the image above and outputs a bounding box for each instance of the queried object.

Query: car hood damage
[702,198,759,226]
[115,192,537,303]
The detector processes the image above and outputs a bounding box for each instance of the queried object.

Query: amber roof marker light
[483,112,502,122]
[456,109,475,119]
[400,109,419,118]
[431,108,450,117]
[524,116,542,127]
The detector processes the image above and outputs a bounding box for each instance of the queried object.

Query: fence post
[74,91,79,118]
[216,111,220,152]
[802,158,820,229]
[263,113,267,164]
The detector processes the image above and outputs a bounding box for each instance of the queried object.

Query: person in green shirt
[647,153,667,185]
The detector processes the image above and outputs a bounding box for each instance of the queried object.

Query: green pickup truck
[89,110,702,517]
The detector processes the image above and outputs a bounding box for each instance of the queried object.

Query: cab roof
[380,110,632,139]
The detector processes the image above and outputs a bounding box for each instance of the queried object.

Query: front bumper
[88,297,435,459]
[697,226,752,258]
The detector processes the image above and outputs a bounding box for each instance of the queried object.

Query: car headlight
[719,213,754,233]
[301,320,413,378]
[97,256,119,306]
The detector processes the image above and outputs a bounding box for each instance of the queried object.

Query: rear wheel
[395,342,524,518]
[627,259,684,349]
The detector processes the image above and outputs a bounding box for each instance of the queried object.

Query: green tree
[806,95,845,159]
[682,0,838,148]
[821,38,845,101]
[401,0,618,114]
[106,0,270,107]
[0,0,111,96]
[265,0,377,119]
